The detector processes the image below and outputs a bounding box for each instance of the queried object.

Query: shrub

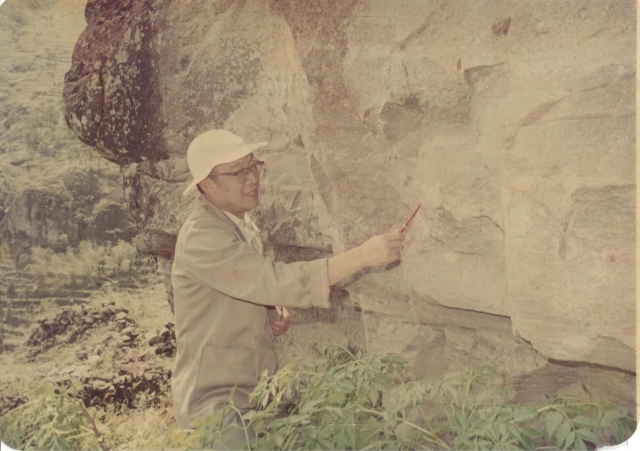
[156,342,636,451]
[1,343,636,451]
[0,382,108,451]
[24,239,153,289]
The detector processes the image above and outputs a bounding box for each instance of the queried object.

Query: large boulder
[63,0,635,373]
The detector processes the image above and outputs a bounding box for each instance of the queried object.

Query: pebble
[91,380,111,391]
[120,326,135,336]
[148,335,164,345]
[87,355,103,365]
[95,372,115,382]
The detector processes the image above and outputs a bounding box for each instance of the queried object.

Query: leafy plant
[153,342,636,450]
[0,380,108,451]
[1,343,636,451]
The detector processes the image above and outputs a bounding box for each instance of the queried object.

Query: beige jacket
[170,196,330,429]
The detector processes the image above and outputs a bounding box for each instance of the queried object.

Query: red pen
[400,203,421,233]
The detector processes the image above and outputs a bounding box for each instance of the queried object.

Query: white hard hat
[183,129,268,196]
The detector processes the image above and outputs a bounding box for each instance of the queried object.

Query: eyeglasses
[212,160,265,184]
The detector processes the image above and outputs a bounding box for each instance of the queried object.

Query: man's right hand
[327,229,405,286]
[358,231,404,268]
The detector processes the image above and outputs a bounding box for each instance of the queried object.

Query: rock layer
[63,0,636,372]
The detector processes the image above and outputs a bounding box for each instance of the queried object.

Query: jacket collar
[196,195,248,243]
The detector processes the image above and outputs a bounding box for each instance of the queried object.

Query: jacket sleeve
[180,218,330,309]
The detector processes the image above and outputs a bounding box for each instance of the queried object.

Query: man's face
[199,153,260,218]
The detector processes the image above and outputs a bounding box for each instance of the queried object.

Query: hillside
[0,0,160,351]
[0,0,136,261]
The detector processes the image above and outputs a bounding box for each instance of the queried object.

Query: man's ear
[198,179,209,195]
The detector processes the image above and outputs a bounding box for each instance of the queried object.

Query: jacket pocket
[192,345,257,411]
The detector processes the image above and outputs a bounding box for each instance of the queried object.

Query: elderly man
[170,129,404,444]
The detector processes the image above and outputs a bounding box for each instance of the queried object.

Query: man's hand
[358,230,404,268]
[327,225,405,286]
[270,315,290,337]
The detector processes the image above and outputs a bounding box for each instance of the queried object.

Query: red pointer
[399,203,421,233]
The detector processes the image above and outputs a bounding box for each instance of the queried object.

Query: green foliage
[1,343,636,451]
[0,382,105,451]
[154,342,636,451]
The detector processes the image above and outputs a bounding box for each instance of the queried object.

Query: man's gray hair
[197,168,218,194]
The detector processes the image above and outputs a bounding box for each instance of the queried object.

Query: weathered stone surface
[513,362,636,415]
[274,288,368,369]
[120,326,136,337]
[147,334,163,346]
[63,0,635,373]
[360,307,546,382]
[87,354,103,366]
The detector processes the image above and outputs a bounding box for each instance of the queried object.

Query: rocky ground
[0,281,177,421]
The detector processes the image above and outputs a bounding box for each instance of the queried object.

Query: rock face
[2,169,137,253]
[63,0,636,373]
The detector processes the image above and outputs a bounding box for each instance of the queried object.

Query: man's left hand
[270,315,290,337]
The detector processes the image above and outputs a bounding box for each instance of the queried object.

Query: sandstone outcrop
[63,0,636,374]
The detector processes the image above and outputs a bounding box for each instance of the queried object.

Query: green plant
[0,380,108,451]
[385,366,637,451]
[1,344,635,451]
[155,341,636,451]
